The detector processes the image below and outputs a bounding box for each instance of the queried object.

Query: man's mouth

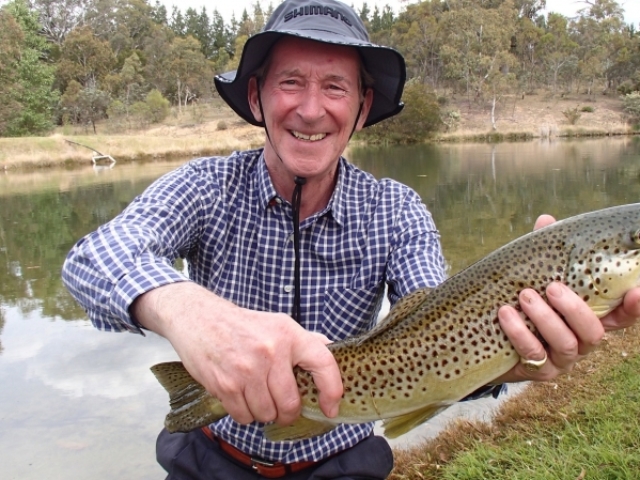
[291,131,327,142]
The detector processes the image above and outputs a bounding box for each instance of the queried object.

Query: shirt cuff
[110,258,189,333]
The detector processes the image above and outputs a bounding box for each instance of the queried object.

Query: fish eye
[631,229,640,245]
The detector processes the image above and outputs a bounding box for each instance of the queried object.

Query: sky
[158,0,640,27]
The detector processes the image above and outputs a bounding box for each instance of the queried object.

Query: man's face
[248,37,372,183]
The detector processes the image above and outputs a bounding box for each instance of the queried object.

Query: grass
[0,103,266,171]
[390,327,640,479]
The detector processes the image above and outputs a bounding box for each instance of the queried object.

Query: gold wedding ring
[520,351,548,372]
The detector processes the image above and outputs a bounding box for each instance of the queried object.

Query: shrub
[107,100,126,118]
[217,120,228,131]
[580,105,595,113]
[622,92,640,122]
[358,80,442,143]
[442,110,461,132]
[130,101,151,127]
[562,107,581,125]
[145,89,170,123]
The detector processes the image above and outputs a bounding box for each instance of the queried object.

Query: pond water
[1,137,639,478]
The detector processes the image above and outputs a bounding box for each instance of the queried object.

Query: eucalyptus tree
[538,12,579,92]
[29,0,88,46]
[84,0,155,61]
[167,35,213,111]
[438,0,518,111]
[389,1,445,90]
[570,0,626,94]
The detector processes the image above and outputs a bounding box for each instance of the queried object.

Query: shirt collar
[256,152,348,227]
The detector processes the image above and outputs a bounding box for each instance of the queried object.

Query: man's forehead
[268,37,361,73]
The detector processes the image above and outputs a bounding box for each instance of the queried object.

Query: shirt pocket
[321,284,385,341]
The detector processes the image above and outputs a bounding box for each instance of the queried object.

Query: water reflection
[1,138,639,478]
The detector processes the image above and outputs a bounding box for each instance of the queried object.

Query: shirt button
[284,285,293,293]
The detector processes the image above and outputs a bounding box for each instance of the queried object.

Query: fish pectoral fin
[382,403,451,439]
[150,362,227,433]
[263,417,337,441]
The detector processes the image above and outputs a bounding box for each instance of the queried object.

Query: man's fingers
[497,303,553,381]
[267,366,302,425]
[217,389,255,425]
[244,380,279,424]
[544,282,603,356]
[294,336,343,419]
[534,214,556,231]
[601,287,640,331]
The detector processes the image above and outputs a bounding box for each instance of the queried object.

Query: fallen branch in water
[65,139,116,166]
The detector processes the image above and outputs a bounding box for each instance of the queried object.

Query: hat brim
[214,30,405,128]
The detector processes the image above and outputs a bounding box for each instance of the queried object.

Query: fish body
[151,203,640,440]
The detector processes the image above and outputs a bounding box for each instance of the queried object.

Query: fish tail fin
[382,403,451,439]
[263,417,337,441]
[150,361,227,433]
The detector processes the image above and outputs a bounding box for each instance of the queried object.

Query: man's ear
[248,76,263,123]
[355,88,374,131]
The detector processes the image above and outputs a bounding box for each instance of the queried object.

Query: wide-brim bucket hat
[214,0,406,128]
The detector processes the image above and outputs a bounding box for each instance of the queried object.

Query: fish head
[567,226,640,317]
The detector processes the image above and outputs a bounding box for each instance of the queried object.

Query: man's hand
[133,282,343,425]
[493,214,640,384]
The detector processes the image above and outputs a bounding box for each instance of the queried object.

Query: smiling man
[61,0,640,479]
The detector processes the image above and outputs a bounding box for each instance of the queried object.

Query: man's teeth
[292,131,326,141]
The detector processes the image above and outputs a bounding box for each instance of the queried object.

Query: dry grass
[0,104,265,171]
[389,326,640,479]
[436,91,634,142]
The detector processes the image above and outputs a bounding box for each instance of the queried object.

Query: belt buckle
[251,456,276,471]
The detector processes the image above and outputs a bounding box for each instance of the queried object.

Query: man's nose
[296,84,326,122]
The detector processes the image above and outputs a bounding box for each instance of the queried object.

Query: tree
[538,13,579,92]
[0,9,24,136]
[57,25,117,90]
[151,0,168,25]
[84,0,155,61]
[60,78,110,132]
[168,35,213,111]
[571,0,626,94]
[143,23,174,94]
[30,0,88,46]
[439,0,518,107]
[1,0,58,136]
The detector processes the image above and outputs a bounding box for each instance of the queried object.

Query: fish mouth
[291,130,327,142]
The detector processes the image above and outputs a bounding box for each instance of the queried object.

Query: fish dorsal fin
[263,417,337,442]
[151,362,227,433]
[355,286,432,345]
[382,403,451,439]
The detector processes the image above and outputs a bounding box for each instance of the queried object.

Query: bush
[107,100,126,118]
[130,101,151,127]
[146,89,170,123]
[442,110,461,132]
[217,120,228,131]
[622,92,640,122]
[562,107,581,125]
[580,105,595,113]
[358,80,442,143]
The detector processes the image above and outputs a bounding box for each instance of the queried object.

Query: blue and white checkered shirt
[62,149,447,463]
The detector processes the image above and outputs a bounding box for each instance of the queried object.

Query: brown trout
[151,203,640,440]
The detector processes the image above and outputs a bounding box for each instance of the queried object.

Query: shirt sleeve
[61,162,214,333]
[385,185,447,303]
